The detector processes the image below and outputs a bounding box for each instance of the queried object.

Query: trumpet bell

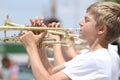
[5,15,24,26]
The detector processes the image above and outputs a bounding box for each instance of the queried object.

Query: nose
[79,20,84,28]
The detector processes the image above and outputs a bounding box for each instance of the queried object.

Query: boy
[19,1,120,80]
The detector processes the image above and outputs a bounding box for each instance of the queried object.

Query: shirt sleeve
[61,49,112,80]
[61,55,97,80]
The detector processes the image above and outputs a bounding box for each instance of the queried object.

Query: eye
[84,17,90,22]
[85,18,89,22]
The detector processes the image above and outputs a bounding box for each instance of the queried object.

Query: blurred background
[0,0,119,80]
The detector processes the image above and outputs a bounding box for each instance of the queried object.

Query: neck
[88,39,108,51]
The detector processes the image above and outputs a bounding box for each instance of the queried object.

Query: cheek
[79,27,89,39]
[79,27,96,39]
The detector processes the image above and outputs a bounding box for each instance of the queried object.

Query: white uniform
[108,44,120,80]
[62,48,120,80]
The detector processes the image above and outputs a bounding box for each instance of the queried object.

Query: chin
[79,35,86,40]
[79,35,83,39]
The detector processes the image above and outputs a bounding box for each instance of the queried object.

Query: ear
[98,25,107,35]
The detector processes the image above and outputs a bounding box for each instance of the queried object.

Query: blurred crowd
[0,55,19,80]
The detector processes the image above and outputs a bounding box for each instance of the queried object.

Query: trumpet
[0,16,81,46]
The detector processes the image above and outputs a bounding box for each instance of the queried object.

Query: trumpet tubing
[0,26,78,38]
[4,16,79,38]
[0,37,66,45]
[0,16,80,46]
[0,26,79,45]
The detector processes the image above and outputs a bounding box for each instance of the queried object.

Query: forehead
[85,12,94,20]
[85,12,97,27]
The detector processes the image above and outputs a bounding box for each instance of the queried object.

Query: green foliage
[104,0,120,3]
[0,43,26,54]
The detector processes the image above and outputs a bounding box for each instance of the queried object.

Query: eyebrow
[85,16,89,20]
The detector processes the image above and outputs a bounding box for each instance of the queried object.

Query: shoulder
[108,44,118,52]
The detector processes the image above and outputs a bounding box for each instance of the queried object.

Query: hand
[47,22,61,41]
[65,29,75,45]
[30,16,47,34]
[30,16,45,26]
[19,31,46,48]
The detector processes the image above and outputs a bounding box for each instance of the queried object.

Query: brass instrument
[0,16,85,68]
[0,16,81,46]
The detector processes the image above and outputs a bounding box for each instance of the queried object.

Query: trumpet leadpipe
[0,26,79,38]
[0,26,62,30]
[0,37,66,44]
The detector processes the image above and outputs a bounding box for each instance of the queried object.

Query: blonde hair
[87,2,120,42]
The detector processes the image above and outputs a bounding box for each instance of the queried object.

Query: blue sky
[0,0,100,37]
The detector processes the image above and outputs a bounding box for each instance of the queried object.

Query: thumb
[38,31,47,40]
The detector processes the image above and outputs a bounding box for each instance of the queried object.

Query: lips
[79,29,82,33]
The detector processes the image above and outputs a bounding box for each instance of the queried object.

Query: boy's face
[79,12,98,42]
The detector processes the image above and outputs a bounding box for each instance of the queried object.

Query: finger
[38,16,44,26]
[41,23,47,27]
[18,32,25,37]
[38,31,47,40]
[34,16,39,26]
[51,22,56,27]
[25,24,30,27]
[30,18,35,26]
[55,22,61,28]
[40,16,44,23]
[30,18,39,34]
[31,17,39,26]
[48,23,52,27]
[47,33,52,38]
